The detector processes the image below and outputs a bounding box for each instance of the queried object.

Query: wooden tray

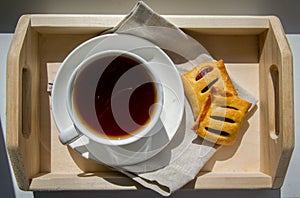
[6,14,294,191]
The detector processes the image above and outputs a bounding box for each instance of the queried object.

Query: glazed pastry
[181,60,237,119]
[181,60,251,146]
[193,92,251,145]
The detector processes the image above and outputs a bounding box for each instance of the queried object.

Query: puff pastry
[193,92,251,145]
[181,60,251,146]
[181,60,237,119]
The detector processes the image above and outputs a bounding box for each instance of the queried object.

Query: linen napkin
[101,1,257,196]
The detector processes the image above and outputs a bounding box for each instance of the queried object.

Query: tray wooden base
[6,14,294,191]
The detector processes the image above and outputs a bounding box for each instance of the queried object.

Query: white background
[0,1,299,197]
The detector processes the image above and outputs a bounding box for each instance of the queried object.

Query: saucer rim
[51,33,185,166]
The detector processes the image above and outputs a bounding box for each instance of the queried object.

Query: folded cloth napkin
[102,1,257,196]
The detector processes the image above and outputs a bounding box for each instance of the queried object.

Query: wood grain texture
[259,16,294,188]
[6,15,38,191]
[6,14,293,191]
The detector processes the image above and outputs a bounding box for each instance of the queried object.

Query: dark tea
[72,54,158,139]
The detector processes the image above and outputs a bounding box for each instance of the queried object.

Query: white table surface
[0,33,299,198]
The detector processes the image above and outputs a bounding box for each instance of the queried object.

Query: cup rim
[66,49,163,146]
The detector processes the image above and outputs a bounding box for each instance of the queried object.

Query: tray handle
[260,16,294,188]
[6,15,40,190]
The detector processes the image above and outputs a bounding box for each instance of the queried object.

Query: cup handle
[59,125,80,145]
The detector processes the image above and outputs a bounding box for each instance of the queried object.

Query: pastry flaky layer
[181,60,251,146]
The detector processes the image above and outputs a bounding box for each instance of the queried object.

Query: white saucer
[51,33,185,166]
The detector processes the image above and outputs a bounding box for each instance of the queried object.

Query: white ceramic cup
[59,49,163,146]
